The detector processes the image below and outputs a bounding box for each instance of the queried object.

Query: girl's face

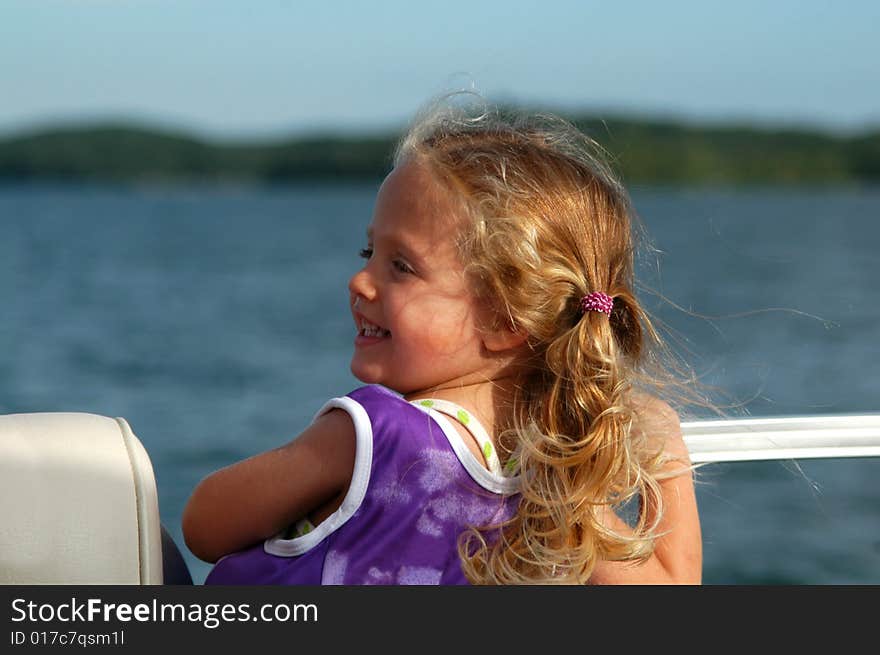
[348,159,495,396]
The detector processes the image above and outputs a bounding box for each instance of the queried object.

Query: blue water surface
[1,181,878,584]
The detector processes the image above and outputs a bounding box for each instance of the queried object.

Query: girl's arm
[589,397,702,585]
[182,408,356,563]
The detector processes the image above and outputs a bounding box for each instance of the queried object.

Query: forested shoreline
[1,114,878,186]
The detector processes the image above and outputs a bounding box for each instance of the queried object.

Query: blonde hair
[395,95,699,584]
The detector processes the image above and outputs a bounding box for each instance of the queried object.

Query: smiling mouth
[358,317,391,338]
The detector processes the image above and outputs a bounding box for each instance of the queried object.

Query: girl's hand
[182,409,356,563]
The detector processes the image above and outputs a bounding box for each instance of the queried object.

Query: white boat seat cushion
[0,412,163,584]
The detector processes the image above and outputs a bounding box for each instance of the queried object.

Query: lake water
[1,181,878,584]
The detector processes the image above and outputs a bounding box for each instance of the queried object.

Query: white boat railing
[681,414,880,464]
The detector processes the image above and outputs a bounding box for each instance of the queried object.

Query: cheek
[395,301,481,354]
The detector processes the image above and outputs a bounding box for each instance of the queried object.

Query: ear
[482,324,529,353]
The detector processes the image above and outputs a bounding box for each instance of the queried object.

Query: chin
[350,360,381,386]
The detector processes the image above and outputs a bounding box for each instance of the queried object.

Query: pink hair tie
[580,291,614,316]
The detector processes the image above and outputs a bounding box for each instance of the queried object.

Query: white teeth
[358,319,390,338]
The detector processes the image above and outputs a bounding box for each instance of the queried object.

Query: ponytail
[458,286,665,584]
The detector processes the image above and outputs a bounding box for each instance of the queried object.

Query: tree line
[1,114,877,186]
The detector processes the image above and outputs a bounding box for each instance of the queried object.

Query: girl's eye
[358,246,412,275]
[392,259,414,275]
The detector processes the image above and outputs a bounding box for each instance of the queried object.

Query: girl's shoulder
[316,384,427,450]
[312,385,407,431]
[630,392,688,461]
[341,385,431,429]
[346,384,405,405]
[631,393,680,428]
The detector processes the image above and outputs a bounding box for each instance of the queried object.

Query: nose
[348,266,377,304]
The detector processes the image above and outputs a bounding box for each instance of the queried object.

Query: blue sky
[2,0,878,138]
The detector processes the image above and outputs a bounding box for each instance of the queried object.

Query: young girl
[182,98,702,585]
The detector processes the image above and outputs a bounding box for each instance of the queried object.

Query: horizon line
[2,105,879,143]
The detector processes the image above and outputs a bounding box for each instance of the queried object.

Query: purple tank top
[204,385,520,585]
